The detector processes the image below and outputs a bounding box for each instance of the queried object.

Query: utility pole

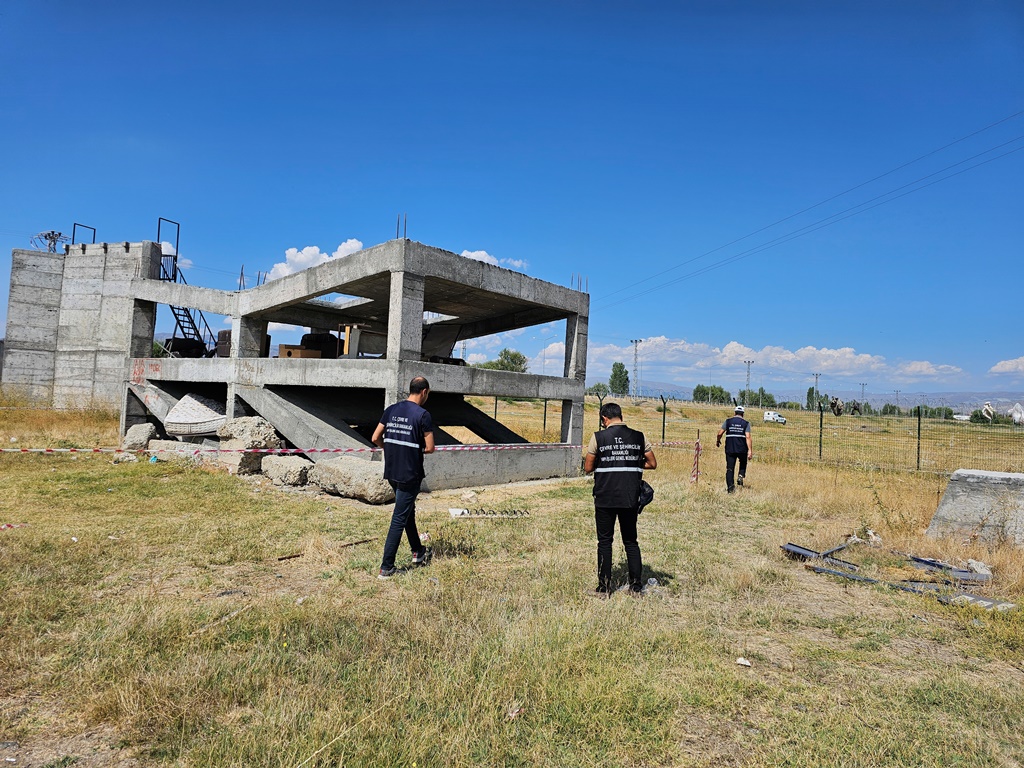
[813,373,821,410]
[630,339,643,401]
[743,360,754,406]
[895,390,901,411]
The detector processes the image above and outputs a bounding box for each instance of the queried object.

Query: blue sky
[1,1,1022,401]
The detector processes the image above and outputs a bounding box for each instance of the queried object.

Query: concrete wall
[3,242,161,408]
[2,248,66,402]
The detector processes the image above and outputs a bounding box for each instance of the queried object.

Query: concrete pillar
[387,271,425,363]
[560,312,587,447]
[561,398,585,446]
[230,316,268,358]
[563,313,588,382]
[385,270,426,408]
[130,299,157,359]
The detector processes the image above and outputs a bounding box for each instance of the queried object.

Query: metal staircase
[157,218,216,356]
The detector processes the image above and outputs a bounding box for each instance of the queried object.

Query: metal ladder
[160,250,217,355]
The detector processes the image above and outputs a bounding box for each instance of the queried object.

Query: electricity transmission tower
[630,339,643,401]
[813,373,821,410]
[744,360,754,406]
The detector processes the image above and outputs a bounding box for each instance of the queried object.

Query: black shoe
[378,566,398,579]
[412,547,432,566]
[727,486,736,494]
[737,475,744,487]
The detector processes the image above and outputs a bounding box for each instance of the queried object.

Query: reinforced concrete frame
[3,238,589,490]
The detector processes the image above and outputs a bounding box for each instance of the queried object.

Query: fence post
[819,405,824,460]
[921,405,929,473]
[494,396,498,420]
[543,399,548,436]
[597,394,605,431]
[661,394,667,443]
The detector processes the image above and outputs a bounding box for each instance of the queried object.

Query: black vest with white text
[723,416,749,454]
[593,424,646,508]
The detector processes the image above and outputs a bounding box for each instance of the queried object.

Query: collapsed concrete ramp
[234,385,373,460]
[927,469,1024,546]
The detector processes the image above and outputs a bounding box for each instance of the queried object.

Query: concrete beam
[403,240,588,316]
[234,385,373,460]
[131,279,238,316]
[127,382,179,423]
[239,241,401,315]
[421,444,580,492]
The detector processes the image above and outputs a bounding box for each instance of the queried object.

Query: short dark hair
[409,376,430,394]
[600,402,622,421]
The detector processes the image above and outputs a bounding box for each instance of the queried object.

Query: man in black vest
[372,376,436,578]
[716,404,752,493]
[584,402,657,595]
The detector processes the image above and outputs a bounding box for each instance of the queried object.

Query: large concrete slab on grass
[927,469,1024,546]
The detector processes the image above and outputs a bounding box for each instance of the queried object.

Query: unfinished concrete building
[2,239,589,489]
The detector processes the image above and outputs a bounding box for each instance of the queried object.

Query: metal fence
[731,409,1024,475]
[484,397,1024,476]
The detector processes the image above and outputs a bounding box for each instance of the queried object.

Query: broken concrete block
[927,469,1024,546]
[214,417,283,475]
[309,456,394,504]
[263,455,313,486]
[122,423,157,451]
[217,417,283,448]
[146,439,199,463]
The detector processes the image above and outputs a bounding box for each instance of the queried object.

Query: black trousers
[725,452,747,490]
[595,505,643,591]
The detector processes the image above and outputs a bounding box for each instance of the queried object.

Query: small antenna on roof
[396,215,400,239]
[32,230,68,253]
[404,213,407,239]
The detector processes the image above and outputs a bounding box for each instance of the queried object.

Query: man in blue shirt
[716,405,752,493]
[372,376,435,578]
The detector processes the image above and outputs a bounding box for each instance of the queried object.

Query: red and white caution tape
[1,443,582,456]
[1,523,29,531]
[690,439,702,483]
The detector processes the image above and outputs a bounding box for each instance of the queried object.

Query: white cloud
[894,360,963,378]
[267,239,363,281]
[584,335,961,386]
[461,249,499,266]
[176,257,194,271]
[268,322,301,333]
[160,241,176,256]
[530,342,565,375]
[989,357,1024,375]
[460,249,528,271]
[465,353,488,364]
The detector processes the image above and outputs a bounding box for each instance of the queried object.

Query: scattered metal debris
[736,657,752,667]
[807,565,1017,612]
[908,555,990,584]
[781,542,859,572]
[277,552,303,561]
[448,508,530,518]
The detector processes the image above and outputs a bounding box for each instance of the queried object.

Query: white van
[763,411,787,424]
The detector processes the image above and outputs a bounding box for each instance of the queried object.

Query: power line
[598,109,1024,304]
[599,139,1024,310]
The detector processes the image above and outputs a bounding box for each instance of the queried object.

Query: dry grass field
[2,397,1024,767]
